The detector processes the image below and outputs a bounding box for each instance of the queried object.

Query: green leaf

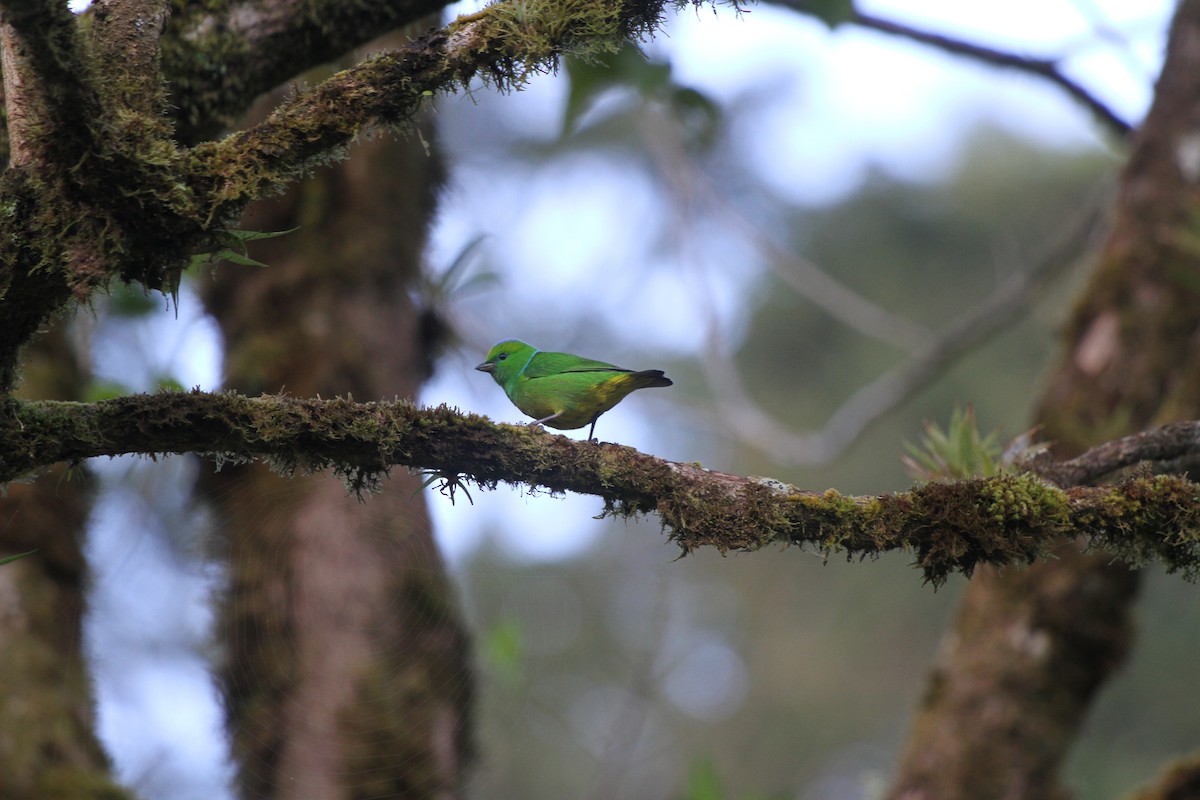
[562,44,724,153]
[903,406,1001,480]
[106,283,159,317]
[799,0,856,28]
[84,379,134,402]
[431,235,497,300]
[563,45,671,134]
[0,550,37,566]
[190,226,300,270]
[155,375,186,392]
[222,226,300,243]
[680,758,724,800]
[213,249,271,268]
[481,617,525,683]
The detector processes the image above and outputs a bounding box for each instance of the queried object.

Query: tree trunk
[0,327,134,800]
[888,2,1200,797]
[200,71,473,799]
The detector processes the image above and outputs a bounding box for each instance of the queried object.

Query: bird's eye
[497,353,508,361]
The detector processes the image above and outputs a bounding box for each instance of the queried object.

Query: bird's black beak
[475,362,494,373]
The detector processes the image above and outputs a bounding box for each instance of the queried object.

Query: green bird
[476,339,673,440]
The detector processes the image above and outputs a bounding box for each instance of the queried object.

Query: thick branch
[0,0,100,166]
[0,17,34,165]
[1129,754,1200,800]
[3,392,1200,585]
[163,0,455,141]
[185,0,673,218]
[91,0,169,116]
[0,0,683,390]
[1037,419,1200,486]
[889,2,1200,797]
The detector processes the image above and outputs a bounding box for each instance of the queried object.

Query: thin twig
[637,91,1111,467]
[849,11,1132,138]
[1037,419,1200,486]
[639,108,930,351]
[711,189,1109,466]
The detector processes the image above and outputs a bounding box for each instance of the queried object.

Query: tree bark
[888,1,1200,797]
[200,58,473,798]
[0,328,133,800]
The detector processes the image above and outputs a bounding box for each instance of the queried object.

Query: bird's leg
[587,418,598,442]
[530,412,563,432]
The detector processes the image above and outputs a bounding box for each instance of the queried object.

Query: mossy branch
[91,0,170,117]
[0,0,710,391]
[162,0,457,141]
[0,0,100,166]
[3,391,1200,585]
[185,0,688,217]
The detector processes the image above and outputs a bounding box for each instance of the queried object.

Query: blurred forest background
[61,1,1198,799]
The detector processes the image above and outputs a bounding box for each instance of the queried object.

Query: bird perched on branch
[476,339,672,441]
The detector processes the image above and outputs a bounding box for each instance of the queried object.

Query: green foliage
[0,549,36,566]
[678,757,782,800]
[481,617,525,684]
[84,376,184,402]
[105,283,160,318]
[155,375,187,393]
[793,0,856,28]
[903,406,1001,480]
[188,226,299,271]
[563,44,720,147]
[413,235,498,359]
[680,758,725,800]
[425,235,498,302]
[417,470,476,505]
[84,379,134,402]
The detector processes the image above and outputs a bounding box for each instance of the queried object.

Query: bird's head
[476,339,535,384]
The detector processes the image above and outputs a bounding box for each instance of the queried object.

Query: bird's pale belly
[510,375,630,429]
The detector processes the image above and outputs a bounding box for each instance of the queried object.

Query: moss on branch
[2,392,1199,585]
[0,0,712,390]
[185,0,696,217]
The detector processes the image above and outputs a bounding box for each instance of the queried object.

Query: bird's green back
[476,339,671,437]
[523,350,630,378]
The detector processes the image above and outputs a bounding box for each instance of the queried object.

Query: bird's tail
[632,369,672,388]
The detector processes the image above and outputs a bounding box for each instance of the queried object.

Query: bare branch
[634,85,1110,467]
[706,192,1108,466]
[849,11,1133,138]
[1037,418,1200,486]
[1127,753,1200,800]
[639,108,931,351]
